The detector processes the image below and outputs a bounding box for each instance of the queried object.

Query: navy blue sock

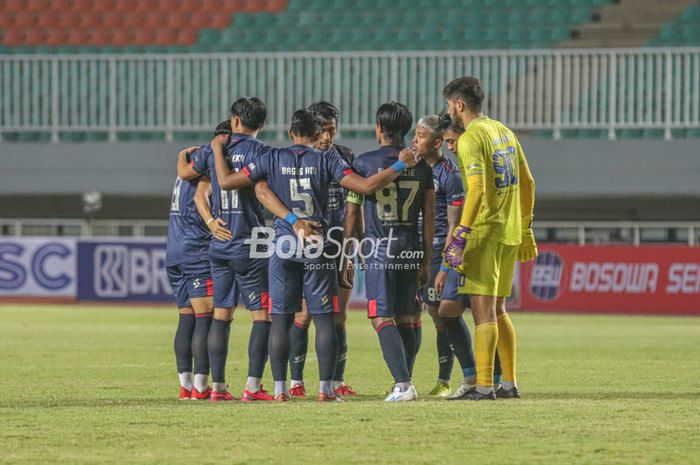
[333,324,348,382]
[312,314,338,382]
[289,320,309,381]
[436,326,454,381]
[494,349,503,385]
[442,317,476,378]
[248,320,271,378]
[376,321,410,383]
[269,314,294,382]
[397,323,417,377]
[174,314,195,373]
[207,318,231,384]
[192,313,212,375]
[413,321,422,373]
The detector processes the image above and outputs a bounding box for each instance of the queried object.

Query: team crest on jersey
[247,162,256,171]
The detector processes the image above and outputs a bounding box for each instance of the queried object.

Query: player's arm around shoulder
[177,146,202,180]
[338,147,418,194]
[212,135,257,191]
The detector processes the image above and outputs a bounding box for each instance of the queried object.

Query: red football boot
[274,393,290,402]
[179,386,192,400]
[318,392,344,402]
[209,390,235,402]
[241,384,274,402]
[190,386,211,400]
[334,383,357,396]
[289,384,306,397]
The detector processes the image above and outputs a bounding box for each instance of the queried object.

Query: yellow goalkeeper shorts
[457,238,518,297]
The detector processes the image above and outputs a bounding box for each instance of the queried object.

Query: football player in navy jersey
[166,123,232,401]
[214,108,419,401]
[177,100,318,402]
[442,119,464,157]
[287,101,358,398]
[342,102,435,402]
[411,115,480,398]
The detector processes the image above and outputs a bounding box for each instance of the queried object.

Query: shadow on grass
[4,391,699,409]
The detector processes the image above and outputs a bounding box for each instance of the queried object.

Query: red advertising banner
[520,244,700,315]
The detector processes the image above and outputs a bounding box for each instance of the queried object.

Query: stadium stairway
[556,0,697,48]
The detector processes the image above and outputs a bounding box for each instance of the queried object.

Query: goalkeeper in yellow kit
[441,76,537,400]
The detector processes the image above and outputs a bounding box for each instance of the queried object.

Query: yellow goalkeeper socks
[475,322,498,390]
[496,313,517,386]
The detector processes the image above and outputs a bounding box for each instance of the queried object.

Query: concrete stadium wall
[1,138,699,220]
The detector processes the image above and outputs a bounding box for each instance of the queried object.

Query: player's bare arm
[211,135,253,191]
[419,188,435,289]
[340,200,362,288]
[176,146,201,180]
[339,148,420,195]
[253,180,322,240]
[193,177,232,242]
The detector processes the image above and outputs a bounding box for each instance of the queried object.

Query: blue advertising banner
[77,239,172,302]
[0,238,77,298]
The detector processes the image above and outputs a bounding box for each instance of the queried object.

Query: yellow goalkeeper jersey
[456,115,527,245]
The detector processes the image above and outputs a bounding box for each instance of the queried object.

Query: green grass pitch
[1,305,699,465]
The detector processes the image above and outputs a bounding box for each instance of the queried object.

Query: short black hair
[375,102,413,146]
[442,77,485,114]
[290,108,322,138]
[308,100,339,123]
[214,120,232,136]
[230,97,266,130]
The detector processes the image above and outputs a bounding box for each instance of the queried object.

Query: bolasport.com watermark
[244,226,424,271]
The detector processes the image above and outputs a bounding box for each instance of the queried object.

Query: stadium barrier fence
[1,48,699,141]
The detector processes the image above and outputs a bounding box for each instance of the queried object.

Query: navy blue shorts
[269,253,339,315]
[210,254,268,310]
[419,250,470,308]
[166,259,213,309]
[364,259,421,318]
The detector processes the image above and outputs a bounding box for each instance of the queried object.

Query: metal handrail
[1,47,698,141]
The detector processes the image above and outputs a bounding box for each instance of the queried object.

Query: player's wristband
[390,160,406,172]
[284,212,299,225]
[206,217,216,225]
[439,263,450,272]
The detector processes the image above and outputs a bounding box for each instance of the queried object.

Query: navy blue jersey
[430,156,465,245]
[191,134,267,259]
[247,144,352,259]
[325,144,355,228]
[350,146,434,263]
[165,169,212,267]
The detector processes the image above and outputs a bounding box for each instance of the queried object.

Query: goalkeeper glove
[517,214,538,262]
[444,224,471,269]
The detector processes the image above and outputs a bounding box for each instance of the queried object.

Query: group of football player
[164,76,537,403]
